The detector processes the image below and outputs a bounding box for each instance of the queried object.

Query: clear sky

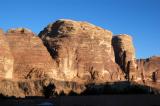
[0,0,160,59]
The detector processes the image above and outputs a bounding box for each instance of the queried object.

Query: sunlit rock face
[5,28,55,79]
[0,29,14,79]
[39,19,125,83]
[136,56,160,83]
[112,34,137,80]
[0,19,160,98]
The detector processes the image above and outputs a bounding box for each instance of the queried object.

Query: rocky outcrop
[0,19,160,98]
[4,28,55,79]
[0,29,14,79]
[39,19,125,83]
[112,34,160,85]
[112,34,137,81]
[136,56,160,83]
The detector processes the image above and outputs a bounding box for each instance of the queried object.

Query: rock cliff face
[136,56,160,83]
[112,34,137,81]
[3,28,54,79]
[0,19,159,97]
[0,29,14,79]
[39,19,124,83]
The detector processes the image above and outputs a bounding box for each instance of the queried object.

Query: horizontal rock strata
[1,28,55,80]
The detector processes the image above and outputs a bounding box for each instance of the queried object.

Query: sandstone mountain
[0,19,159,97]
[39,19,124,83]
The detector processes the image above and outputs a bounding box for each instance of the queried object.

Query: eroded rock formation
[0,29,14,79]
[0,19,159,98]
[136,56,160,83]
[112,34,137,81]
[3,28,55,79]
[39,19,124,83]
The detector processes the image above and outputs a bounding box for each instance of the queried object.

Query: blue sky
[0,0,160,59]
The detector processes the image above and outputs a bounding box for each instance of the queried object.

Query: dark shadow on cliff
[43,41,60,60]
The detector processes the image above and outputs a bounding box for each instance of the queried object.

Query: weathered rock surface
[39,19,125,83]
[0,19,160,98]
[0,29,14,79]
[5,28,55,79]
[136,56,160,83]
[112,34,137,80]
[112,34,160,87]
